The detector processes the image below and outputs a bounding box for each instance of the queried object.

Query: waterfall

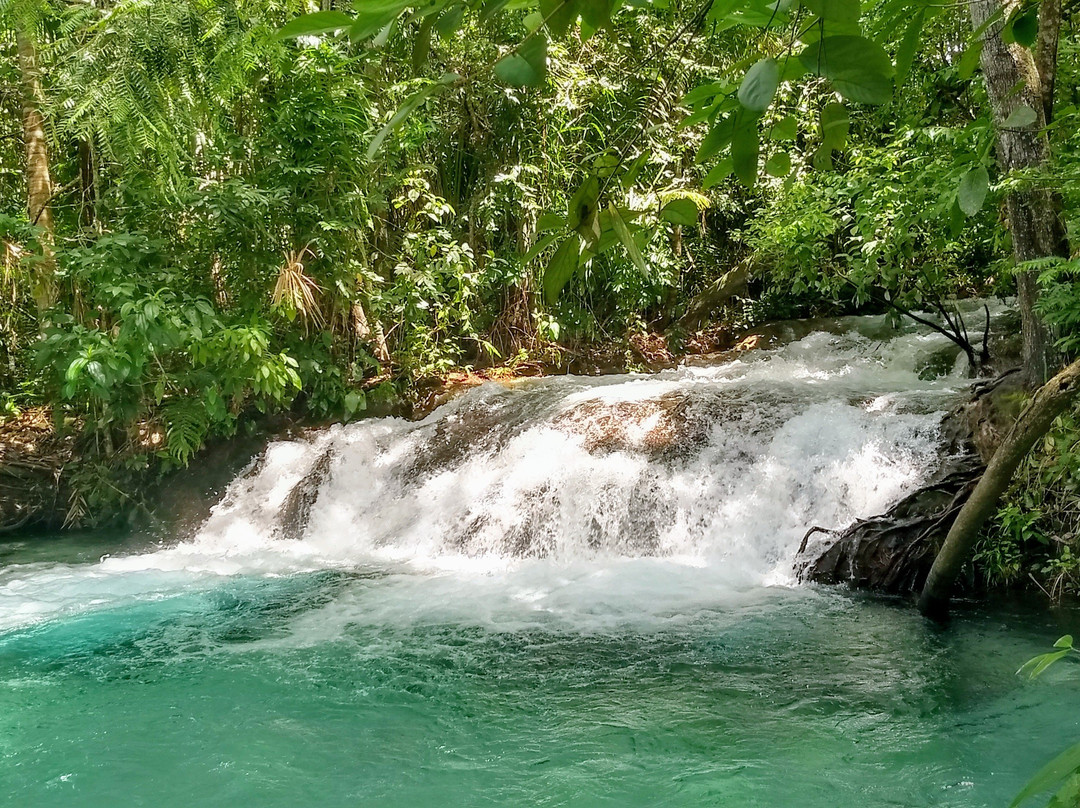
[0,308,990,631]
[182,313,974,578]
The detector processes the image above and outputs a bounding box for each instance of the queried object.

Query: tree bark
[969,0,1068,386]
[918,358,1080,618]
[676,263,750,332]
[1035,0,1061,125]
[16,29,57,312]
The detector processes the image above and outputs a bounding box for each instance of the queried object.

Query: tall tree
[969,0,1070,385]
[15,27,56,311]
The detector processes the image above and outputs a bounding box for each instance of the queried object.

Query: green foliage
[1012,636,1080,808]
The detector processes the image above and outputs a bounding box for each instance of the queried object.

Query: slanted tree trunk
[675,263,749,333]
[918,358,1080,618]
[16,29,57,312]
[969,0,1069,386]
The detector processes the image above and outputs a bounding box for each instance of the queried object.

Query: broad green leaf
[366,73,459,160]
[799,35,894,105]
[731,115,760,187]
[608,204,649,277]
[279,10,355,39]
[540,0,579,36]
[812,144,833,171]
[621,152,651,188]
[580,0,615,31]
[957,166,989,216]
[1006,4,1039,47]
[495,33,548,86]
[765,151,791,177]
[1010,742,1080,808]
[1049,773,1080,808]
[696,114,736,162]
[593,151,621,178]
[800,0,860,24]
[349,0,412,40]
[770,115,797,140]
[683,81,729,106]
[707,0,746,21]
[435,4,466,38]
[702,157,733,188]
[738,58,780,112]
[536,211,567,232]
[1054,635,1074,649]
[566,176,600,231]
[820,102,850,150]
[894,9,925,86]
[1003,104,1038,128]
[958,39,983,80]
[522,231,560,263]
[659,198,699,226]
[543,237,581,304]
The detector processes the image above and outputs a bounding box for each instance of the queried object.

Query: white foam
[0,306,1002,632]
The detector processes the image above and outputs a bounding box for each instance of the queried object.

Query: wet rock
[796,453,984,593]
[797,368,1026,594]
[278,449,335,540]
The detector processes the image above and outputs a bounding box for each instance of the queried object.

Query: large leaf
[1010,742,1080,808]
[731,115,760,187]
[1006,4,1039,47]
[820,101,850,150]
[659,198,699,226]
[765,151,791,177]
[957,166,989,216]
[799,35,894,105]
[543,237,581,304]
[279,10,355,39]
[494,33,548,86]
[696,113,737,162]
[800,0,860,24]
[702,157,733,188]
[540,0,579,36]
[608,204,649,277]
[566,176,600,232]
[579,0,615,31]
[1003,104,1038,128]
[894,9,925,86]
[522,231,560,264]
[738,58,780,112]
[366,73,459,160]
[770,115,797,140]
[349,0,412,40]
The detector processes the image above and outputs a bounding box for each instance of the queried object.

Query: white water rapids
[1,308,998,632]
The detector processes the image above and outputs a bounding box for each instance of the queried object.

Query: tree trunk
[969,0,1068,386]
[1035,0,1061,125]
[16,29,57,312]
[918,358,1080,618]
[676,263,749,333]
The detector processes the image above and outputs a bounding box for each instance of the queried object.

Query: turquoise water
[1,545,1078,808]
[4,312,1076,806]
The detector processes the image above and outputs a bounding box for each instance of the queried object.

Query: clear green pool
[1,542,1077,808]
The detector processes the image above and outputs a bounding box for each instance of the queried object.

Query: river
[2,307,1077,806]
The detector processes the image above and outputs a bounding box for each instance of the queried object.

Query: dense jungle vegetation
[0,0,1078,594]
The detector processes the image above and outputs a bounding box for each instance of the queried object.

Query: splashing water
[3,310,979,631]
[3,305,1080,808]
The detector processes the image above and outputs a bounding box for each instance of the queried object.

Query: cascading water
[4,305,1079,808]
[1,309,977,631]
